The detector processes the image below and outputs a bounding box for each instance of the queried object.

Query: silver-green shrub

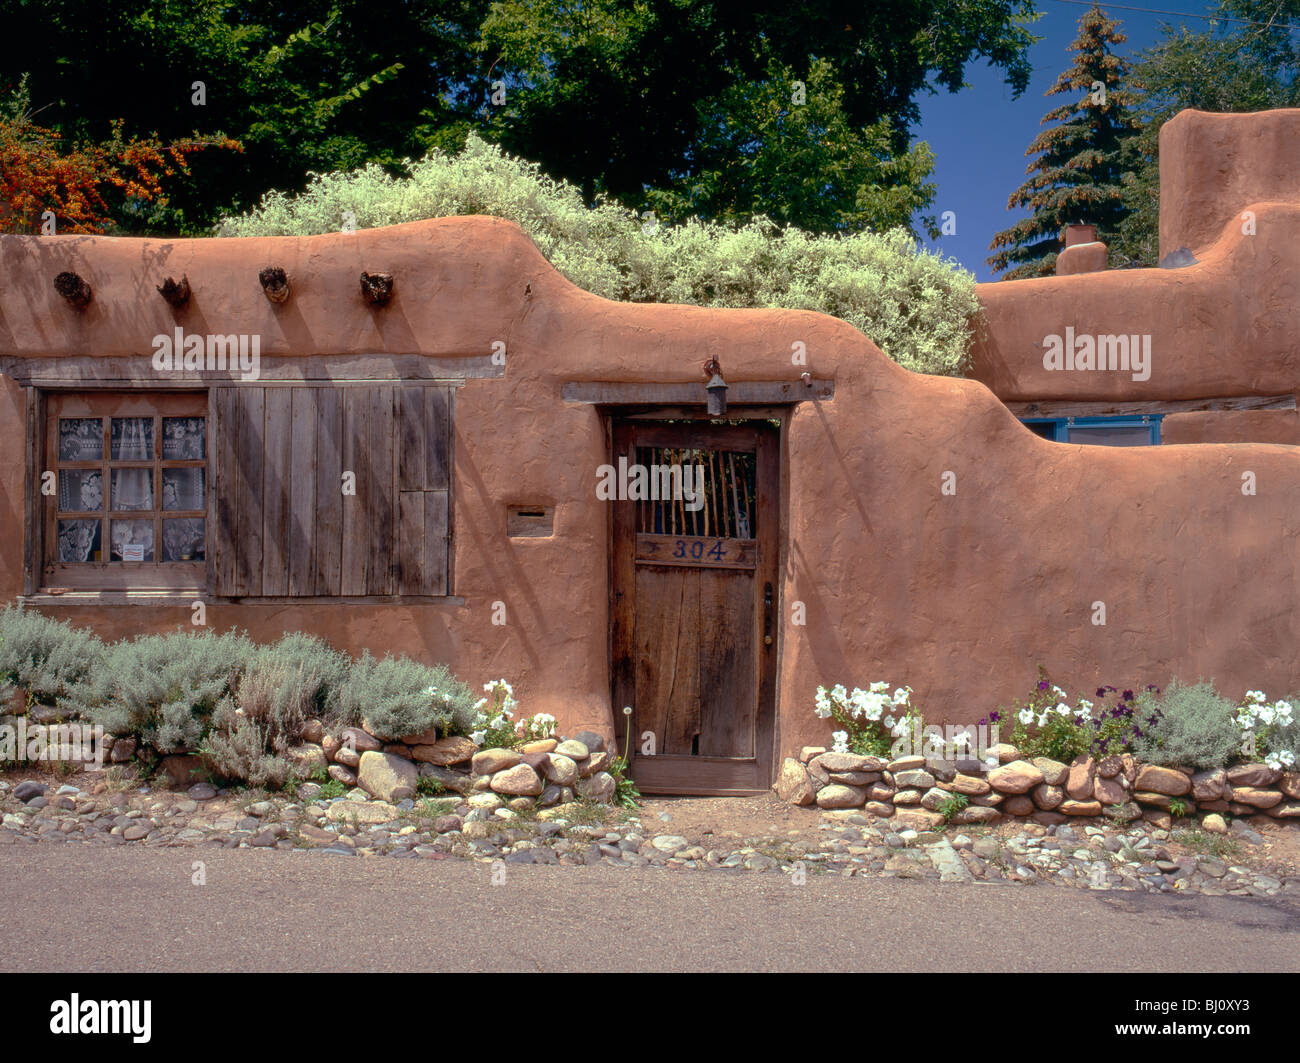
[1130,680,1241,770]
[336,652,477,741]
[0,605,105,713]
[200,633,354,787]
[81,630,255,753]
[216,134,979,376]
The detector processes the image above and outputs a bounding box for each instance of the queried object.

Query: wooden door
[611,420,779,794]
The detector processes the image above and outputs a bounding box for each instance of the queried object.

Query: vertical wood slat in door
[633,565,701,754]
[610,421,638,742]
[261,387,293,596]
[288,387,318,596]
[697,568,757,757]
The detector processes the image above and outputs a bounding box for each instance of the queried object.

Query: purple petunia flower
[1038,680,1050,691]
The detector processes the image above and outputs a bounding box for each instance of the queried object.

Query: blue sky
[914,0,1222,281]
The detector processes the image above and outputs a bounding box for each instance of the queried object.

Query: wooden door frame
[608,409,784,795]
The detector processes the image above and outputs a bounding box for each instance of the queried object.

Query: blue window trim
[1020,414,1163,444]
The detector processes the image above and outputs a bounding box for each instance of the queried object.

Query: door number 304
[673,538,726,561]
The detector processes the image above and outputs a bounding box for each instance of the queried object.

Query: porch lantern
[703,356,728,416]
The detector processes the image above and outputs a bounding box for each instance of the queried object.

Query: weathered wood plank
[233,388,265,597]
[0,354,497,385]
[367,386,396,596]
[1007,394,1298,419]
[397,490,425,596]
[426,386,450,491]
[260,387,293,596]
[313,387,343,596]
[424,489,449,596]
[340,388,370,596]
[397,386,427,492]
[213,388,238,595]
[636,565,702,755]
[561,380,834,405]
[288,387,318,595]
[697,568,757,758]
[635,533,757,570]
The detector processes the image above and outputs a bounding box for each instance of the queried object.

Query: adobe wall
[1159,109,1300,258]
[1163,410,1300,446]
[1,217,1297,763]
[970,109,1300,424]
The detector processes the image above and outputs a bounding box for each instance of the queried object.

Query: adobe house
[972,108,1300,448]
[0,109,1296,795]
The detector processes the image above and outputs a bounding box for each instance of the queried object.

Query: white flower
[1018,708,1035,726]
[1051,686,1066,700]
[1055,702,1071,717]
[831,730,849,754]
[883,715,895,730]
[869,681,889,694]
[469,730,486,745]
[892,687,911,707]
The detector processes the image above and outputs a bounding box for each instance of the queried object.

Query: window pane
[57,519,102,562]
[163,417,206,460]
[59,418,103,461]
[162,518,205,561]
[110,519,154,561]
[59,470,103,512]
[1066,426,1152,447]
[111,417,154,460]
[111,468,154,510]
[162,467,204,510]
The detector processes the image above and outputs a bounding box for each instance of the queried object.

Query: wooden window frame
[1020,414,1163,445]
[39,390,209,593]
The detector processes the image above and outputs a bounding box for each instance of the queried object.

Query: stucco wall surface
[1,217,1297,762]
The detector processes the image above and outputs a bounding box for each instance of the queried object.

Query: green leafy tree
[1112,0,1300,266]
[0,0,488,233]
[477,0,1039,232]
[989,4,1140,278]
[643,57,939,238]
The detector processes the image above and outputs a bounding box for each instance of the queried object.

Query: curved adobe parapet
[969,200,1300,402]
[1,217,1297,748]
[1160,108,1300,258]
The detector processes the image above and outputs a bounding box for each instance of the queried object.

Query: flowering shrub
[998,668,1158,762]
[469,679,518,748]
[1236,691,1296,770]
[814,682,918,757]
[516,712,557,743]
[217,133,979,378]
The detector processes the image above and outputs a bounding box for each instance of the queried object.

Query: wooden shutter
[214,385,451,598]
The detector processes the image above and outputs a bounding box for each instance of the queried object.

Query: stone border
[775,745,1300,831]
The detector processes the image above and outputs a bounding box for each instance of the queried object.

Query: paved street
[2,847,1297,972]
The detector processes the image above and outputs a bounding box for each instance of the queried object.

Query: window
[44,391,208,591]
[34,384,453,600]
[1021,415,1162,446]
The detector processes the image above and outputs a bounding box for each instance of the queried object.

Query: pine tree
[988,5,1140,279]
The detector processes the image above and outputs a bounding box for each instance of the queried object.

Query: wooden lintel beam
[1007,394,1296,419]
[562,379,834,405]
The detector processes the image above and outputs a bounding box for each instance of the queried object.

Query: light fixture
[703,356,727,416]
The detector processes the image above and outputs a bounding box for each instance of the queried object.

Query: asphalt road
[2,847,1298,972]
